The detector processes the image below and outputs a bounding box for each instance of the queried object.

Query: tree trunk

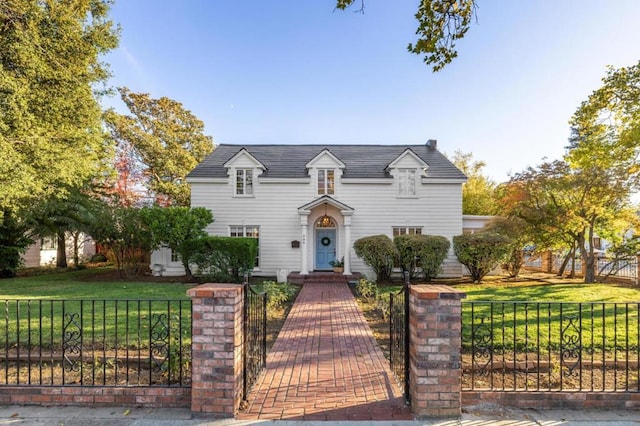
[583,226,596,283]
[56,231,67,268]
[182,257,193,280]
[72,232,80,266]
[558,249,572,276]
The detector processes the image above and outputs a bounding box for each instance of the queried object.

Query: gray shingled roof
[187,144,467,180]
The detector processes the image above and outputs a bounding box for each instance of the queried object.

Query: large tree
[336,0,477,72]
[104,88,214,207]
[0,0,118,276]
[0,0,119,212]
[451,150,497,215]
[567,61,640,185]
[501,160,634,283]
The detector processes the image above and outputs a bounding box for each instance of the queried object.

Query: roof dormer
[385,148,429,174]
[223,148,267,173]
[305,149,346,171]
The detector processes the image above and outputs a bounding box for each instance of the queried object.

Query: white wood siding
[189,173,464,278]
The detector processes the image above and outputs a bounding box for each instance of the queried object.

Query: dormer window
[397,168,417,197]
[235,169,253,196]
[318,169,335,195]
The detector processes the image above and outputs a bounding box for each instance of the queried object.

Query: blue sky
[103,1,640,184]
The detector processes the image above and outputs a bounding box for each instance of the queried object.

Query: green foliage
[560,61,640,282]
[88,205,152,278]
[453,232,511,283]
[451,150,498,215]
[0,210,32,278]
[568,61,640,176]
[261,281,298,310]
[104,88,215,207]
[141,206,213,278]
[90,253,108,263]
[394,234,450,281]
[484,217,531,278]
[329,257,344,268]
[187,237,257,283]
[335,0,477,72]
[356,278,378,302]
[501,159,635,283]
[28,187,98,268]
[419,235,451,281]
[0,0,119,212]
[353,235,398,282]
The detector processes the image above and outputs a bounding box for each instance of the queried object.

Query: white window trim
[396,168,418,198]
[234,168,254,197]
[392,226,423,237]
[317,169,335,195]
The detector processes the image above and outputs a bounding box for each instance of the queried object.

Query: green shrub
[90,253,108,263]
[353,235,397,282]
[187,236,257,283]
[418,235,451,281]
[375,293,391,320]
[394,234,450,281]
[453,232,511,283]
[262,281,298,310]
[356,278,378,302]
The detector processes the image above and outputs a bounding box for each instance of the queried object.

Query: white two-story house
[152,141,467,279]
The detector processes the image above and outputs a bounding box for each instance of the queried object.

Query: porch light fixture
[320,202,332,227]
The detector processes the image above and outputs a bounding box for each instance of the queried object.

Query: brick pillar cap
[187,283,242,298]
[409,284,466,300]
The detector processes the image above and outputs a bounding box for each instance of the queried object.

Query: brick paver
[237,282,413,421]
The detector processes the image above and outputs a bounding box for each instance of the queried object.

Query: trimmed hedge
[394,234,450,281]
[186,236,257,283]
[453,232,511,283]
[353,234,397,282]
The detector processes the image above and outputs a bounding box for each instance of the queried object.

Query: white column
[300,213,309,275]
[342,212,353,275]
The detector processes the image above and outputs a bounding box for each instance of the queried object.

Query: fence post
[187,284,244,417]
[408,285,466,418]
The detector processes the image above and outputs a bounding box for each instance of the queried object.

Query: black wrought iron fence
[0,299,191,387]
[389,276,410,402]
[242,283,267,400]
[462,301,640,392]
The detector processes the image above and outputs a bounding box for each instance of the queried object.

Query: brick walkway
[237,282,413,421]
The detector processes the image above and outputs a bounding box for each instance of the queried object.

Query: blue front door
[315,229,336,270]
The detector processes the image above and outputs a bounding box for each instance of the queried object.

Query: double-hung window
[230,225,260,267]
[235,169,253,196]
[392,226,423,237]
[397,169,417,197]
[317,169,335,195]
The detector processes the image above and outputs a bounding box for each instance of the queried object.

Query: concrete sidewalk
[0,405,638,425]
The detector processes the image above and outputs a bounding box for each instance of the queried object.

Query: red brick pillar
[187,284,243,417]
[409,285,466,418]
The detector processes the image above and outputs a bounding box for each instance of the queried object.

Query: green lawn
[0,268,195,349]
[454,279,640,353]
[1,267,193,300]
[372,278,640,352]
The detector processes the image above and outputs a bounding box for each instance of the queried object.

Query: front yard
[356,273,640,391]
[0,267,298,386]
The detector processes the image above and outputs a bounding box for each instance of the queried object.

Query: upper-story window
[397,169,417,197]
[317,169,335,195]
[235,169,253,196]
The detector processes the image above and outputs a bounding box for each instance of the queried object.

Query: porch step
[287,271,362,285]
